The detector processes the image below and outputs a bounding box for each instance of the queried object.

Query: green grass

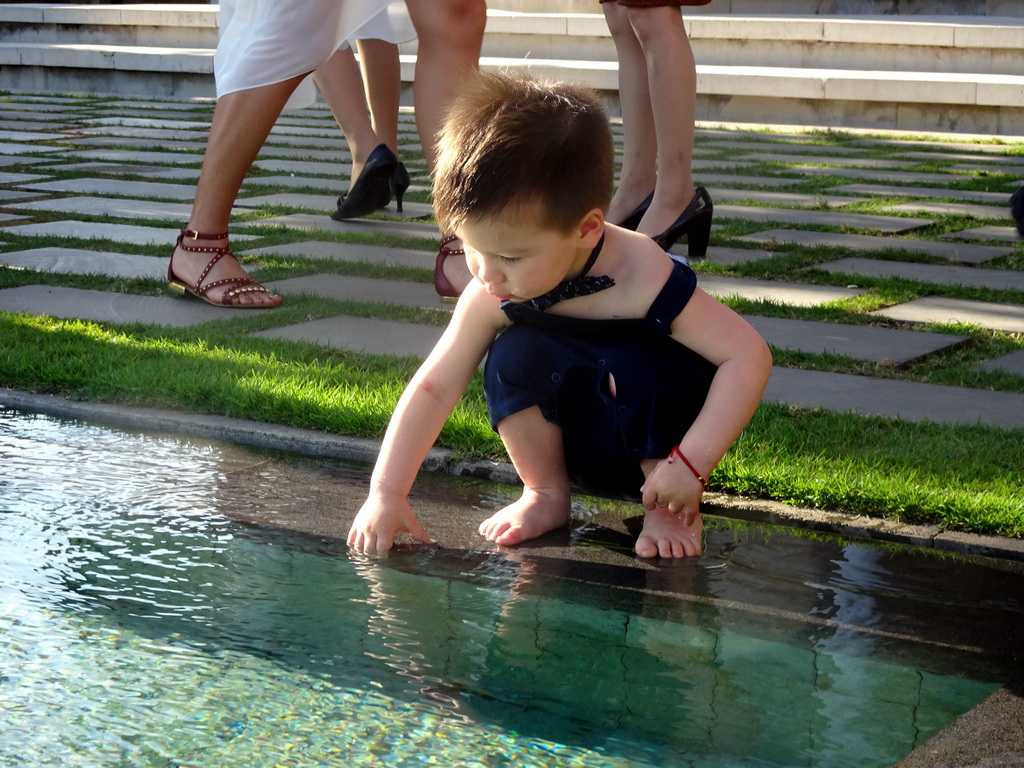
[2,312,1021,538]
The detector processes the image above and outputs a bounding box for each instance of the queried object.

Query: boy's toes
[634,535,659,559]
[479,516,510,542]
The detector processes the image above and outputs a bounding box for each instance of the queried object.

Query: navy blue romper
[483,254,717,499]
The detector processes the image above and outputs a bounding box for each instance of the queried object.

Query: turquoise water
[0,409,1018,767]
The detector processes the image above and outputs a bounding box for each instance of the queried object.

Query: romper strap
[644,259,698,334]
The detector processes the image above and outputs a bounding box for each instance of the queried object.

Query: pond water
[1,408,1021,767]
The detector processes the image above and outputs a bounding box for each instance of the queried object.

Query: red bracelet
[667,445,708,488]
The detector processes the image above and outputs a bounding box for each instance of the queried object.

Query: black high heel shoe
[617,190,654,231]
[391,162,411,213]
[331,144,397,220]
[651,187,713,259]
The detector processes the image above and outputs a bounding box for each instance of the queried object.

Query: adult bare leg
[313,48,380,188]
[171,77,308,307]
[627,6,698,239]
[406,0,486,295]
[356,38,403,156]
[603,1,658,227]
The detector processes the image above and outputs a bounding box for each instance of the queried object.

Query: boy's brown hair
[433,72,614,235]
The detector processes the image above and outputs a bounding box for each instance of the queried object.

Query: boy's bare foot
[635,506,703,559]
[478,487,571,546]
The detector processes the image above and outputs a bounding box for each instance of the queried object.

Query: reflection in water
[1,409,1020,767]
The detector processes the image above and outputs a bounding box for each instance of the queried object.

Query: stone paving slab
[689,158,758,173]
[5,196,200,221]
[744,316,968,365]
[763,367,1024,430]
[251,159,349,176]
[899,151,1023,165]
[262,135,355,151]
[0,171,50,184]
[253,146,350,162]
[234,192,434,220]
[268,124,354,139]
[825,184,1016,205]
[813,257,1024,292]
[702,246,780,266]
[88,102,211,112]
[0,247,166,279]
[947,226,1021,243]
[778,167,963,185]
[0,156,50,168]
[740,229,1011,264]
[692,173,796,189]
[0,213,26,224]
[71,126,208,141]
[0,120,72,133]
[0,285,248,326]
[741,153,918,169]
[0,130,66,142]
[81,117,210,131]
[0,142,64,155]
[686,275,867,306]
[0,220,257,246]
[50,162,200,180]
[713,204,932,233]
[0,109,82,121]
[242,175,351,192]
[871,297,1024,334]
[266,274,440,310]
[1,102,95,113]
[952,163,1024,175]
[884,201,1011,220]
[251,315,444,358]
[240,240,433,270]
[0,190,41,202]
[708,188,866,208]
[701,140,862,155]
[17,178,196,200]
[974,350,1024,376]
[236,212,439,240]
[63,149,204,166]
[67,137,208,153]
[851,138,1023,155]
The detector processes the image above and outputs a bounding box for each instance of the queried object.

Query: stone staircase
[2,2,1024,135]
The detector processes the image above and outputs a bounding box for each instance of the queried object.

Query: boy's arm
[641,288,772,520]
[348,286,505,553]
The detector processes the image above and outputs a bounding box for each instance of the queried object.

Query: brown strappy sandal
[167,229,281,308]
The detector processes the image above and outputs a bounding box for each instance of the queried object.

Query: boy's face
[456,208,595,302]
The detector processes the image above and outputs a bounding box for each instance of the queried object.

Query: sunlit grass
[2,314,1020,537]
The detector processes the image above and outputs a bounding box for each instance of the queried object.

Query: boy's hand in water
[639,452,705,527]
[347,493,434,554]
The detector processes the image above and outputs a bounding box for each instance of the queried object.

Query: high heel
[332,143,397,220]
[167,229,281,308]
[617,190,654,231]
[391,162,410,213]
[651,187,713,259]
[375,160,410,212]
[434,234,465,303]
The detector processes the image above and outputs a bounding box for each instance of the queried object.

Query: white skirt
[215,0,416,104]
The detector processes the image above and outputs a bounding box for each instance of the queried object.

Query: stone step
[496,0,1024,17]
[2,4,1023,134]
[9,40,1021,120]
